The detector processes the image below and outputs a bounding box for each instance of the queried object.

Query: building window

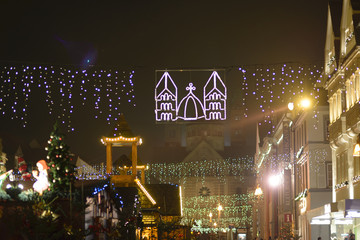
[337,90,342,118]
[336,151,348,184]
[346,76,356,110]
[330,90,343,123]
[329,97,333,123]
[355,71,360,101]
[324,115,330,141]
[326,163,332,188]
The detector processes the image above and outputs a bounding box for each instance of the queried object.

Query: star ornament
[199,187,210,197]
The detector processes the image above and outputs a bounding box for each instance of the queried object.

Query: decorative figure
[0,170,13,188]
[17,157,31,180]
[32,160,50,195]
[0,138,8,173]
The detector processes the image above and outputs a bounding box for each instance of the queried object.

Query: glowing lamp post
[209,212,213,223]
[288,98,312,112]
[255,185,263,196]
[300,98,311,109]
[288,102,294,111]
[268,174,281,188]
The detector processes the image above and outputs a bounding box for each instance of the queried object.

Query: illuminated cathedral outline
[155,71,227,122]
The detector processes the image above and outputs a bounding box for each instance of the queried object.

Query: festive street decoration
[145,157,254,185]
[17,157,31,180]
[32,160,50,195]
[155,71,227,122]
[238,63,323,135]
[0,170,12,189]
[0,139,7,174]
[278,224,299,240]
[184,193,255,232]
[0,64,136,131]
[46,122,76,193]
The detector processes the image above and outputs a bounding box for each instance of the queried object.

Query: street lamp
[300,98,311,109]
[209,212,213,223]
[268,174,281,188]
[255,185,263,196]
[288,98,312,112]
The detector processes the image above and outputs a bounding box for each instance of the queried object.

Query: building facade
[255,114,293,240]
[292,104,332,240]
[308,0,360,239]
[255,100,331,240]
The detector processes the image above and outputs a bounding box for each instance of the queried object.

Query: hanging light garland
[0,63,136,131]
[238,63,323,135]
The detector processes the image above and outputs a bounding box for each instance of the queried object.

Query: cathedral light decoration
[155,71,227,122]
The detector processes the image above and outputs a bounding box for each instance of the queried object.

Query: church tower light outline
[203,71,227,120]
[155,72,178,121]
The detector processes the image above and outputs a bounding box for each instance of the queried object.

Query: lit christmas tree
[46,122,76,193]
[279,224,299,240]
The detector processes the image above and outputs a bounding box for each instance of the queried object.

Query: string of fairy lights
[75,157,257,231]
[0,63,135,131]
[0,62,324,133]
[184,194,256,232]
[145,157,255,185]
[238,63,323,135]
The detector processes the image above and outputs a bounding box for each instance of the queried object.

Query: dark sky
[0,0,329,164]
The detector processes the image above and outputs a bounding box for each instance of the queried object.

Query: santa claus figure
[17,157,31,181]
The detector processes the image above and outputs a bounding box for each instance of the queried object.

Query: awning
[307,199,360,225]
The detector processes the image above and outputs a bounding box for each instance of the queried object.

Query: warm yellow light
[300,98,311,109]
[354,143,360,157]
[255,185,263,196]
[135,178,156,205]
[179,186,183,217]
[214,222,217,227]
[288,102,294,111]
[217,205,223,211]
[209,212,213,217]
[269,174,281,188]
[101,136,142,145]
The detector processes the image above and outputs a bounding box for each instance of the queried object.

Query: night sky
[0,0,329,165]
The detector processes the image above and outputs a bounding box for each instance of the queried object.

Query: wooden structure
[101,114,144,186]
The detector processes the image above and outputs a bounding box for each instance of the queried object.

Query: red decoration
[17,157,31,181]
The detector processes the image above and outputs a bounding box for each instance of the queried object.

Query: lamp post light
[255,185,263,196]
[209,212,213,223]
[287,97,312,239]
[268,174,281,188]
[300,98,311,109]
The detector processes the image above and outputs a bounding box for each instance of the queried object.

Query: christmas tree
[46,122,76,193]
[279,223,299,240]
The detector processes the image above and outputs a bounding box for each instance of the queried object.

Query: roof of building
[143,184,181,216]
[108,114,135,138]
